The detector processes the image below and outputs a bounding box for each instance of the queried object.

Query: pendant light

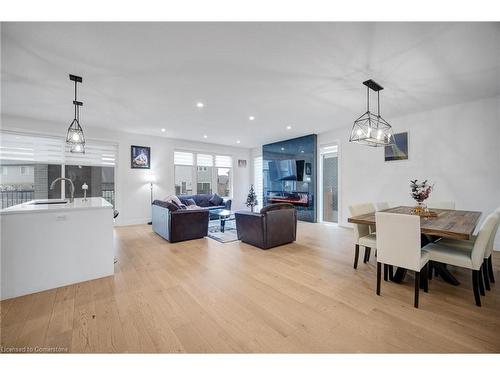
[349,79,394,147]
[66,74,85,153]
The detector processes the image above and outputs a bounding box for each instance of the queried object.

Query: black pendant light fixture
[349,79,394,147]
[66,74,85,153]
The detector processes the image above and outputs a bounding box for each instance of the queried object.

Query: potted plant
[246,185,259,212]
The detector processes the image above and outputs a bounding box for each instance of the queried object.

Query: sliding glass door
[321,145,338,223]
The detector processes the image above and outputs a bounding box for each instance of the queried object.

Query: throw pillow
[153,200,179,211]
[209,193,224,206]
[185,198,196,206]
[170,195,183,207]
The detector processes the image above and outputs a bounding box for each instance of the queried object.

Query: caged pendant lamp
[349,79,394,147]
[66,74,85,153]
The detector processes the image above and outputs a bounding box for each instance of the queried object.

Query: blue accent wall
[262,134,317,222]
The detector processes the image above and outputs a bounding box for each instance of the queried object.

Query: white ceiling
[1,22,499,148]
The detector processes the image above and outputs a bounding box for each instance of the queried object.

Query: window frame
[174,150,233,198]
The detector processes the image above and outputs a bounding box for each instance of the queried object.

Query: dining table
[348,205,482,285]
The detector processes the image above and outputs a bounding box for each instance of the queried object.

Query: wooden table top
[347,206,482,240]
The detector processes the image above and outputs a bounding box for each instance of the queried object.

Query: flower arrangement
[410,179,433,203]
[410,179,434,215]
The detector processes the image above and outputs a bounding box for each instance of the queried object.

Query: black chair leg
[353,244,360,269]
[428,262,433,280]
[388,265,394,281]
[482,262,491,291]
[364,247,371,263]
[488,256,495,283]
[384,264,388,281]
[472,270,482,307]
[376,262,381,295]
[478,266,485,296]
[414,271,420,308]
[423,265,429,293]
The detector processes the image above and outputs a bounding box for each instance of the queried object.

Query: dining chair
[423,213,498,307]
[349,203,377,268]
[437,211,500,290]
[427,201,455,210]
[375,212,429,308]
[376,202,390,211]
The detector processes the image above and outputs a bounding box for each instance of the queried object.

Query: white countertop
[0,197,113,215]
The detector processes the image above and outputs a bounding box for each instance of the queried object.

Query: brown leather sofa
[152,200,209,242]
[235,203,297,249]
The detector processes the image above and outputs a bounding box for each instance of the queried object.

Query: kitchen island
[1,197,114,300]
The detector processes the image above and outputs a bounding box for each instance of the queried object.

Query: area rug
[207,220,239,243]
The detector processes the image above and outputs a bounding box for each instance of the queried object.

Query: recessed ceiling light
[281,147,285,151]
[161,128,166,132]
[203,134,208,139]
[236,140,241,144]
[196,102,205,108]
[286,125,292,130]
[301,150,304,153]
[248,116,255,121]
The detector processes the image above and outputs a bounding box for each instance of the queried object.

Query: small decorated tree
[246,185,259,212]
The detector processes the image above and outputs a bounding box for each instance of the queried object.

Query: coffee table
[209,208,235,233]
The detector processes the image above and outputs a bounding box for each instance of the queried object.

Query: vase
[411,201,428,216]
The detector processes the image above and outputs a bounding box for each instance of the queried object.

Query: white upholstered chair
[349,203,377,268]
[376,202,390,211]
[423,213,498,307]
[375,212,429,308]
[437,210,500,291]
[427,201,455,210]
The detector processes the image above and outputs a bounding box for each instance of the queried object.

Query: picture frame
[130,145,151,169]
[384,132,408,162]
[238,159,247,168]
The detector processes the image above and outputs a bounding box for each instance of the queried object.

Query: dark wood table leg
[432,262,460,286]
[220,218,225,233]
[391,267,408,283]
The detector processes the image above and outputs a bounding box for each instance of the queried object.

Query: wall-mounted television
[269,159,305,181]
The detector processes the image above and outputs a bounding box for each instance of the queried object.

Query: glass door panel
[322,153,338,223]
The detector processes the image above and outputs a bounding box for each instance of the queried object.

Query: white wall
[1,116,252,225]
[318,95,500,248]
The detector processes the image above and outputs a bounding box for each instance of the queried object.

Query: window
[174,151,233,197]
[0,163,62,209]
[253,156,263,210]
[65,165,115,207]
[196,154,213,194]
[174,151,194,195]
[0,131,117,208]
[215,155,232,198]
[20,166,30,176]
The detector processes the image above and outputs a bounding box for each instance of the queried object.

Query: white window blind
[65,142,117,166]
[0,131,118,167]
[215,155,232,168]
[196,153,213,167]
[174,151,194,166]
[253,156,263,208]
[320,145,338,155]
[0,132,63,163]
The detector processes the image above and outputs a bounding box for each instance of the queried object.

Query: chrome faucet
[50,177,75,203]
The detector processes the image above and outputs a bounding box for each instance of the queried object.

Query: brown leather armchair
[152,200,209,242]
[235,203,297,249]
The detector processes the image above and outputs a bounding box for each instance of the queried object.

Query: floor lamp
[147,173,156,225]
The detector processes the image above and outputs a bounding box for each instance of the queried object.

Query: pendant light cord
[366,86,369,112]
[377,91,380,117]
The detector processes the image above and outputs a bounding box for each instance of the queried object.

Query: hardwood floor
[1,222,500,353]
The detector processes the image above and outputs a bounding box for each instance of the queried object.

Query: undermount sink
[28,200,69,205]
